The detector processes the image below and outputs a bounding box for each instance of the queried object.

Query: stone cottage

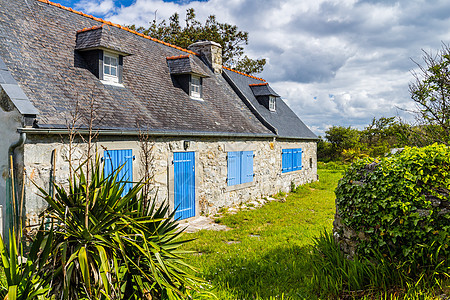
[0,0,317,234]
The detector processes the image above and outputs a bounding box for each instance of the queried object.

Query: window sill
[101,80,124,87]
[190,96,204,102]
[281,169,303,175]
[224,180,255,192]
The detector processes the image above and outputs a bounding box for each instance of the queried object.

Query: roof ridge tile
[35,0,199,56]
[166,54,190,60]
[222,66,266,82]
[77,24,103,33]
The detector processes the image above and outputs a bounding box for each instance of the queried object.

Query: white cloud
[75,0,115,15]
[73,0,450,134]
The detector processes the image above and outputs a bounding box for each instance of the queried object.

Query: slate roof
[166,55,209,77]
[0,0,316,140]
[249,83,280,97]
[223,68,317,139]
[76,25,130,55]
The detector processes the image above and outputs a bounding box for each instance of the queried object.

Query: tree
[409,44,450,145]
[128,9,266,74]
[325,126,361,155]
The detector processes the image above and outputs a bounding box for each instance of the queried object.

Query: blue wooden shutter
[104,149,133,194]
[297,148,303,170]
[282,149,293,173]
[293,148,302,171]
[227,151,240,186]
[240,151,254,184]
[282,149,288,173]
[174,152,195,220]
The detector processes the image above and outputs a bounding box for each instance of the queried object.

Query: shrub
[335,144,450,269]
[35,157,209,299]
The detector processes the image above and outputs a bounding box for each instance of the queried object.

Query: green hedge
[335,143,450,261]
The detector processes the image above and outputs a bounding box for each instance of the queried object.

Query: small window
[103,52,119,83]
[227,151,254,186]
[190,75,202,99]
[282,148,302,173]
[269,96,276,111]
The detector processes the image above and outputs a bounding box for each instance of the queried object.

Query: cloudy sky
[58,0,450,135]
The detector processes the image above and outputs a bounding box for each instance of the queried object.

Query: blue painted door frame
[173,152,195,220]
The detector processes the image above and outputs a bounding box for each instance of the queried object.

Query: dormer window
[166,55,208,101]
[269,96,276,112]
[75,26,130,86]
[103,52,119,84]
[249,82,280,112]
[190,75,202,99]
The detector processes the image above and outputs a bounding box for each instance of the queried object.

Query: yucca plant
[0,226,53,299]
[37,156,209,299]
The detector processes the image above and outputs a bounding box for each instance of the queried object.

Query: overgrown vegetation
[335,144,450,262]
[0,157,207,299]
[310,230,449,299]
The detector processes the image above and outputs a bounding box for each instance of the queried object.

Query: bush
[31,157,209,299]
[335,144,450,268]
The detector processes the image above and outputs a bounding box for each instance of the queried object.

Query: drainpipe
[8,132,26,156]
[7,132,26,238]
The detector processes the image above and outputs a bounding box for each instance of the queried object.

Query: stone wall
[21,134,317,226]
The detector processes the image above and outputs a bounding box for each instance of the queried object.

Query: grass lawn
[184,167,343,299]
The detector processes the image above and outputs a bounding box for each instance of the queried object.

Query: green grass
[184,166,449,299]
[185,167,342,299]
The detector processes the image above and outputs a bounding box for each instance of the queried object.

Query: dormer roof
[76,25,131,56]
[249,82,280,97]
[166,55,209,77]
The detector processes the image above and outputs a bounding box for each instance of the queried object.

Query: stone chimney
[188,41,222,74]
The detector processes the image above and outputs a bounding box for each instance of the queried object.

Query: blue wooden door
[104,149,133,194]
[174,152,195,220]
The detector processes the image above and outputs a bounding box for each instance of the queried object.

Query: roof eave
[18,127,276,138]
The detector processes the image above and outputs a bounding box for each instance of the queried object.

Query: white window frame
[190,75,202,100]
[269,96,276,112]
[103,52,119,84]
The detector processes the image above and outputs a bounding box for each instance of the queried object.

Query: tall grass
[310,230,449,299]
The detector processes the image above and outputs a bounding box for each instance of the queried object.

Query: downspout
[8,132,26,156]
[7,132,26,235]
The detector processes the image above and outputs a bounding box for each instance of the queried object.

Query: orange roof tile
[35,0,199,56]
[249,83,268,87]
[222,66,266,82]
[76,24,103,34]
[166,55,190,60]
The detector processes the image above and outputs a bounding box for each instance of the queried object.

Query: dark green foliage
[0,227,52,299]
[33,157,208,299]
[127,9,266,74]
[310,230,448,299]
[335,144,450,270]
[326,125,361,154]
